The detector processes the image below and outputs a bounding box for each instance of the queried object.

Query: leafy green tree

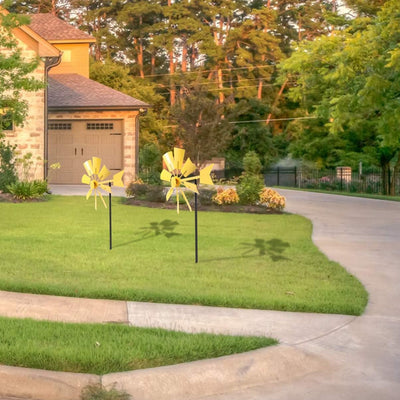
[226,98,288,168]
[0,5,45,189]
[281,0,400,194]
[171,88,232,165]
[0,7,44,129]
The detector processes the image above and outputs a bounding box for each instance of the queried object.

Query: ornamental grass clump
[259,188,286,211]
[212,187,239,205]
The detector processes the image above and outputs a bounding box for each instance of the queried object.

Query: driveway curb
[0,346,328,400]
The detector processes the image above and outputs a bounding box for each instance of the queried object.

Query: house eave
[48,105,150,112]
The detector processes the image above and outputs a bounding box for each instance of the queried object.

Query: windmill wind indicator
[161,147,214,262]
[82,156,124,249]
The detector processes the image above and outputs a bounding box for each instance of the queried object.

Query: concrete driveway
[197,190,400,400]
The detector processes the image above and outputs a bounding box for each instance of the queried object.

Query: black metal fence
[263,167,400,195]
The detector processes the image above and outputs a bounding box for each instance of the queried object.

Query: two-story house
[2,10,149,184]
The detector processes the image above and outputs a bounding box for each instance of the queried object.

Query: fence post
[294,166,297,187]
[340,168,343,191]
[277,167,280,186]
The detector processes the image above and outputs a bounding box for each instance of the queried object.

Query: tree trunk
[181,40,187,72]
[390,153,400,196]
[257,79,263,100]
[266,79,288,125]
[217,67,224,103]
[169,50,176,106]
[138,40,145,78]
[151,53,156,76]
[381,162,390,195]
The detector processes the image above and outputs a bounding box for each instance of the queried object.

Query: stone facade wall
[3,38,45,180]
[48,110,140,183]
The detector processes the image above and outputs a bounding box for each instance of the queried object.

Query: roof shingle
[48,74,149,110]
[28,13,95,42]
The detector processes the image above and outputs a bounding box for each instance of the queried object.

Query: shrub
[0,139,18,192]
[237,152,264,205]
[242,151,262,175]
[259,188,286,211]
[198,187,217,205]
[6,180,48,200]
[80,383,130,400]
[237,175,264,205]
[170,190,194,204]
[126,182,165,202]
[126,182,149,198]
[145,185,165,202]
[213,187,239,205]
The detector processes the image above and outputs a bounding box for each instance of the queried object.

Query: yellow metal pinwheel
[82,156,124,210]
[160,148,214,213]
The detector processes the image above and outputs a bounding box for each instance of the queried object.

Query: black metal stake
[109,182,112,250]
[195,190,198,263]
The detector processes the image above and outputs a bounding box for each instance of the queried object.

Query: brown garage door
[48,120,123,184]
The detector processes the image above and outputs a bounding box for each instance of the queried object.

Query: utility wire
[139,65,276,78]
[230,116,317,124]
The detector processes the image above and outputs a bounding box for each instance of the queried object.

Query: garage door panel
[49,120,123,184]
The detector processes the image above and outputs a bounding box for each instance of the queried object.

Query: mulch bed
[124,198,283,214]
[0,192,47,203]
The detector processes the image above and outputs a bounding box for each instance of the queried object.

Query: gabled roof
[48,74,149,110]
[28,13,96,43]
[0,7,60,57]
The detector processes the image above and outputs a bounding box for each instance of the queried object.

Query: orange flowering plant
[212,187,240,205]
[259,188,286,210]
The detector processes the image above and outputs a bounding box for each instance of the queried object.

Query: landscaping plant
[237,151,264,205]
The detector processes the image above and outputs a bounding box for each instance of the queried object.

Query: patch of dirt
[124,198,283,214]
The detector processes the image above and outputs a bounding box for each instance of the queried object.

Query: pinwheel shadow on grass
[201,238,291,263]
[113,219,181,248]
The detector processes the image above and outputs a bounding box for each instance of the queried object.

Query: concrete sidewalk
[49,184,126,197]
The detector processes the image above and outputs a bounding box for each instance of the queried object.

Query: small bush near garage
[7,180,48,200]
[0,139,18,192]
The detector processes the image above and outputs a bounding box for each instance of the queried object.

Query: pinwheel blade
[166,187,174,201]
[99,165,110,181]
[183,181,199,194]
[99,183,112,193]
[112,170,125,187]
[82,174,91,185]
[181,191,192,212]
[86,187,93,200]
[99,192,107,209]
[92,157,102,175]
[83,159,94,176]
[199,164,214,185]
[160,169,172,182]
[163,151,175,172]
[174,148,185,170]
[181,157,197,177]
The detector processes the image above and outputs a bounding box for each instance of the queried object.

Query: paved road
[196,190,400,400]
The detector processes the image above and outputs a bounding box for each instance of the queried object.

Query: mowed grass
[0,196,368,315]
[0,316,276,374]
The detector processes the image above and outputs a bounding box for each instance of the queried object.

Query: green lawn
[0,196,368,315]
[0,316,275,374]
